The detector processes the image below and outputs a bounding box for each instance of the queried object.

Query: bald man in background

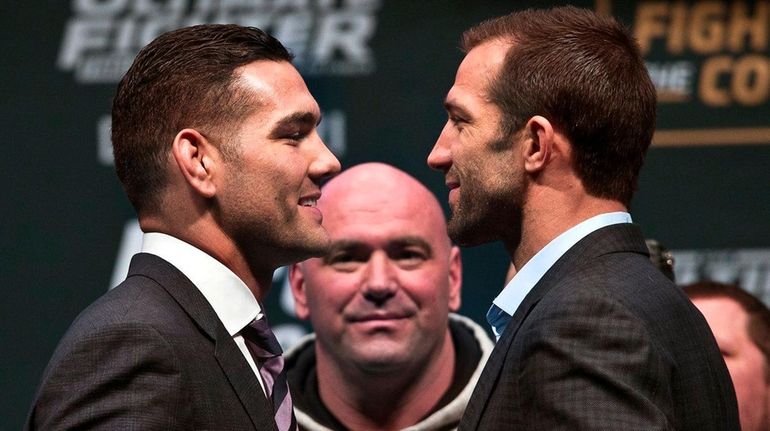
[287,163,493,430]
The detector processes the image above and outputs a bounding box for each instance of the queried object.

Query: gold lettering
[635,2,669,54]
[700,56,733,106]
[594,0,612,16]
[728,1,769,52]
[667,2,688,54]
[690,1,726,54]
[732,55,769,105]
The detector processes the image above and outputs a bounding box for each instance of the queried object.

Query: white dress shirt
[489,212,633,340]
[141,232,267,395]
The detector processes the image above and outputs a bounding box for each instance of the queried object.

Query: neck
[504,189,626,269]
[140,213,273,301]
[316,330,456,431]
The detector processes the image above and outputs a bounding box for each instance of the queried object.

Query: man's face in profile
[291,170,461,373]
[214,60,340,265]
[692,296,770,431]
[428,40,526,247]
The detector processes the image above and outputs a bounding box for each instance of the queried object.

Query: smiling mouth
[349,313,411,323]
[298,197,318,207]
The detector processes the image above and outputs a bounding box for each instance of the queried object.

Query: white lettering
[73,0,129,16]
[60,0,381,81]
[58,19,113,69]
[313,12,374,64]
[97,115,112,165]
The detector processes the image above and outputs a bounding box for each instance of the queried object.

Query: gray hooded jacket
[284,314,494,431]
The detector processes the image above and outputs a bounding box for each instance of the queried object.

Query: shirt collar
[141,232,261,336]
[492,211,632,325]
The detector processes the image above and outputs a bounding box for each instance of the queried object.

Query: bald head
[290,162,462,381]
[318,163,450,249]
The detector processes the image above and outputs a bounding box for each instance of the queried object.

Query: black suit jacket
[460,224,739,430]
[26,253,277,430]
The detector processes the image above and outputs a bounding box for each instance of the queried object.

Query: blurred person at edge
[685,281,770,431]
[288,163,494,431]
[26,24,340,430]
[427,5,739,430]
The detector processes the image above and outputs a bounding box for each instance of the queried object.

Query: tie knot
[242,316,283,357]
[486,303,512,341]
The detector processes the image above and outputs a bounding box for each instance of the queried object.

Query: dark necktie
[486,303,512,341]
[241,315,297,431]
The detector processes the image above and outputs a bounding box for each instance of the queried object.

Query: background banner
[3,1,768,426]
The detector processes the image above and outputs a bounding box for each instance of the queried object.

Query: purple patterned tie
[241,315,297,431]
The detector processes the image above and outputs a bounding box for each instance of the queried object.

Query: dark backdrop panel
[3,1,768,428]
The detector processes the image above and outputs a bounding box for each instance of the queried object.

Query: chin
[448,218,496,247]
[295,226,332,254]
[355,353,409,374]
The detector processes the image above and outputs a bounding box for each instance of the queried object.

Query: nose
[308,133,342,182]
[361,252,398,305]
[427,122,453,172]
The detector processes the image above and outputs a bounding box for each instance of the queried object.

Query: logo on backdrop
[630,0,770,146]
[62,0,379,163]
[58,0,382,83]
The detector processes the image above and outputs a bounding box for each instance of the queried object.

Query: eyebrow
[269,111,321,135]
[443,98,472,119]
[324,236,434,259]
[390,236,433,257]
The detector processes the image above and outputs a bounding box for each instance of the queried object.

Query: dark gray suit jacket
[460,224,739,430]
[26,253,277,430]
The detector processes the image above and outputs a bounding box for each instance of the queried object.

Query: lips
[446,179,460,206]
[444,172,460,190]
[298,192,320,207]
[348,311,411,323]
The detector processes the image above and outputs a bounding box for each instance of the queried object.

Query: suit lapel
[213,324,278,431]
[460,224,649,429]
[128,253,277,431]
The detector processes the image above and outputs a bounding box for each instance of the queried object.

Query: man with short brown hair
[27,24,340,430]
[428,6,738,429]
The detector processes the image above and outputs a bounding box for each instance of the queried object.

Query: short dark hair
[461,6,656,205]
[112,24,293,214]
[684,281,770,378]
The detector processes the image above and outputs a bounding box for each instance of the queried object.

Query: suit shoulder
[28,318,191,429]
[67,273,186,335]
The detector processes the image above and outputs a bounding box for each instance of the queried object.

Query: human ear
[170,128,218,198]
[522,116,555,174]
[289,263,311,320]
[447,246,462,312]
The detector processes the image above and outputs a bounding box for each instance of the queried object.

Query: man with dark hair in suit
[27,24,340,430]
[427,6,739,430]
[685,281,770,431]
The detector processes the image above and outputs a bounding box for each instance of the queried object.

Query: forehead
[321,185,448,248]
[446,40,510,109]
[693,296,749,336]
[235,60,320,122]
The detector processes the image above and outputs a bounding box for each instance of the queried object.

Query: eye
[326,250,366,272]
[448,115,468,131]
[283,130,306,143]
[393,248,427,269]
[276,124,314,144]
